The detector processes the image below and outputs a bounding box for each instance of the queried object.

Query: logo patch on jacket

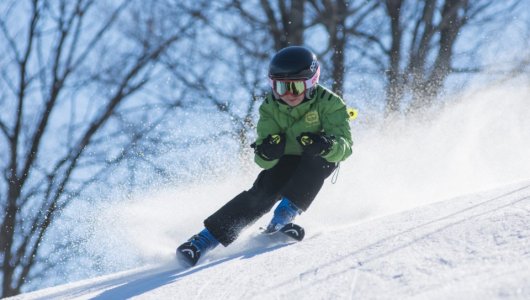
[305,111,319,125]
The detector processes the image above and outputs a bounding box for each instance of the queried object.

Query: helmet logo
[310,60,318,72]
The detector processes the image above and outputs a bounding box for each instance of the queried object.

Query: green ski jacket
[254,84,353,169]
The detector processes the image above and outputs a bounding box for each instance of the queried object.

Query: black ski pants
[204,155,336,246]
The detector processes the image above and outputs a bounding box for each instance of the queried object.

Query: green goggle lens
[274,81,306,96]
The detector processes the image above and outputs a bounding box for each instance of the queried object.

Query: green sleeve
[320,96,353,163]
[254,97,281,169]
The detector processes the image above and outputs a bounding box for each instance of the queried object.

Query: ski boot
[263,197,302,234]
[177,228,219,267]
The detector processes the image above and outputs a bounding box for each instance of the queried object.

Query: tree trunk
[261,0,305,50]
[385,0,404,115]
[408,0,469,111]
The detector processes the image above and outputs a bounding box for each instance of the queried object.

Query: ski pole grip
[270,134,281,144]
[299,135,312,146]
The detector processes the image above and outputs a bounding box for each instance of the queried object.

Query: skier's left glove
[297,132,334,156]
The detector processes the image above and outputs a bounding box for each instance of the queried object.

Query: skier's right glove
[251,133,286,161]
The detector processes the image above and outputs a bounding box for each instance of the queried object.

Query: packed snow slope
[10,83,530,298]
[11,180,530,299]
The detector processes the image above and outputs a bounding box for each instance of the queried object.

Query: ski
[176,242,201,267]
[261,223,305,242]
[279,223,305,241]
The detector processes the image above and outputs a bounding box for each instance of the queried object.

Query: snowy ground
[8,83,530,299]
[11,180,530,300]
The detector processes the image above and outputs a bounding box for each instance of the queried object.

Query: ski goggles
[269,67,320,96]
[270,80,307,96]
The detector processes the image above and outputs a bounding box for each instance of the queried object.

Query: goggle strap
[304,78,314,89]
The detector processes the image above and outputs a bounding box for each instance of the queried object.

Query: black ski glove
[297,132,334,156]
[251,133,286,161]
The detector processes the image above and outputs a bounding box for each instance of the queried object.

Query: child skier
[177,46,353,266]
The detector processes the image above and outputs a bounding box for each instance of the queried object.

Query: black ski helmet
[268,46,320,80]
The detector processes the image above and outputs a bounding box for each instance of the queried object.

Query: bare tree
[170,0,524,130]
[306,0,380,96]
[343,0,522,115]
[0,0,195,296]
[162,1,280,157]
[223,0,306,50]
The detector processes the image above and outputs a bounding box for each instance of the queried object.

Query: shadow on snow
[91,242,293,299]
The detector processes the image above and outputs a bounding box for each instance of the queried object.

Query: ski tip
[176,242,201,268]
[280,223,305,241]
[258,223,305,241]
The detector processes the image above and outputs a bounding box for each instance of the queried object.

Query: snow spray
[84,81,530,273]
